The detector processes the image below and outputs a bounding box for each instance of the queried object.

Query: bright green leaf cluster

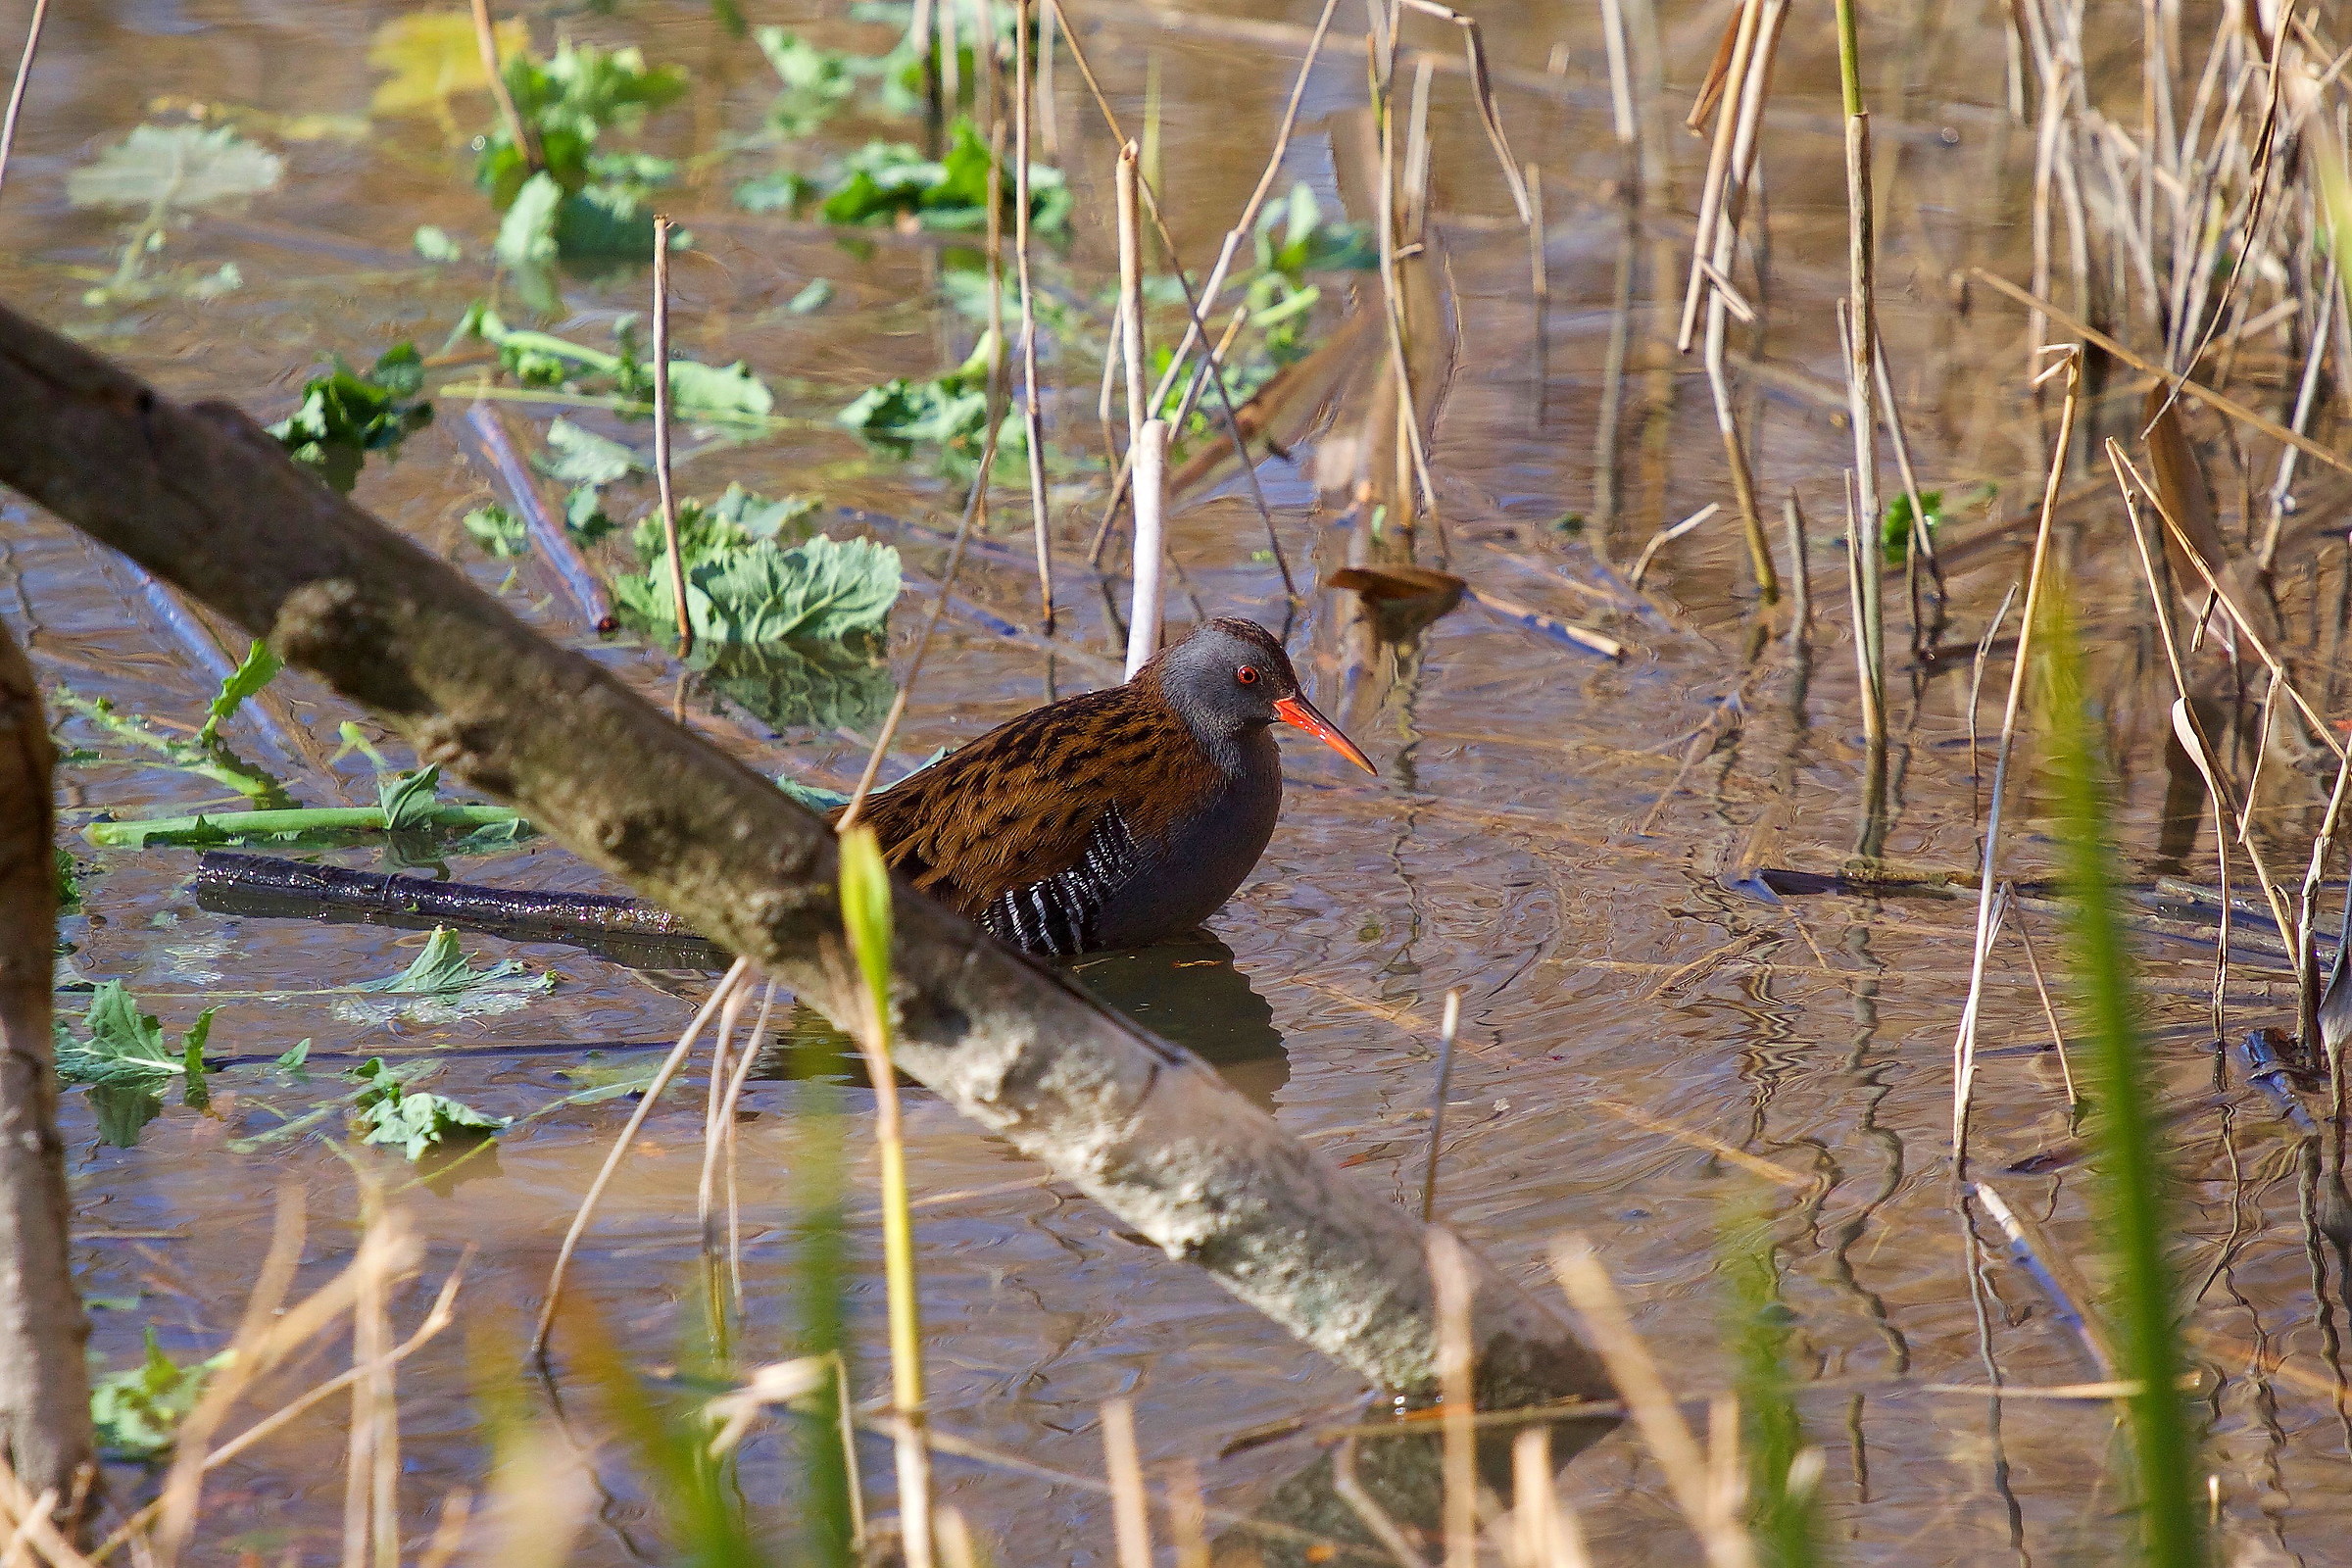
[349,1057,508,1160]
[1883,488,1945,565]
[55,982,217,1147]
[613,485,897,648]
[808,119,1068,235]
[838,330,1023,476]
[90,1329,232,1460]
[269,344,432,496]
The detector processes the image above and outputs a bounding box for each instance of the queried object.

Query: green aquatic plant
[456,305,774,423]
[90,1329,232,1460]
[330,925,554,1026]
[780,117,1068,235]
[54,981,217,1147]
[197,640,283,746]
[270,344,433,496]
[2038,576,2204,1568]
[470,38,691,306]
[613,485,897,649]
[348,1057,508,1160]
[838,329,1025,478]
[67,122,281,306]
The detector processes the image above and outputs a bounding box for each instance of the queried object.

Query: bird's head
[1146,617,1375,773]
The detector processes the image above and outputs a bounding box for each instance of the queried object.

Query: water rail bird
[842,617,1373,956]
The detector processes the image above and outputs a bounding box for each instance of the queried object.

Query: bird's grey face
[1155,618,1374,772]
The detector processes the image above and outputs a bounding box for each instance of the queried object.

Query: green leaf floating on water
[270,343,434,496]
[198,640,283,746]
[56,982,216,1147]
[614,495,898,647]
[349,1057,508,1160]
[67,122,283,213]
[331,927,554,1025]
[755,27,858,138]
[464,503,529,560]
[815,118,1068,235]
[538,417,644,486]
[55,982,215,1088]
[90,1329,232,1460]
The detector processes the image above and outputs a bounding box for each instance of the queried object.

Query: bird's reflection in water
[752,932,1288,1108]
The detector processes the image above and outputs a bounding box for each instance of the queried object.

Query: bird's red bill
[1273,694,1377,774]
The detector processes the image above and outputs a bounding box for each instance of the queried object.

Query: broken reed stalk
[0,0,51,206]
[1697,0,1786,605]
[1419,989,1462,1223]
[1950,346,2079,1171]
[2036,585,2204,1568]
[529,960,751,1358]
[650,217,691,659]
[1833,0,1884,732]
[840,827,933,1568]
[1551,1239,1756,1568]
[1430,1230,1477,1568]
[1115,142,1146,462]
[1011,0,1055,633]
[1101,1398,1152,1568]
[467,0,538,177]
[0,298,1614,1427]
[1124,418,1167,678]
[0,615,96,1535]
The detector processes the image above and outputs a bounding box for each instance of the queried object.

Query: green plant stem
[83,804,522,848]
[2039,579,2203,1568]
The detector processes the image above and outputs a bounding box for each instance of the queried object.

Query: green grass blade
[2037,576,2204,1568]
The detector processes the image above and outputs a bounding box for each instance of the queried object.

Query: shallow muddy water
[5,0,2352,1561]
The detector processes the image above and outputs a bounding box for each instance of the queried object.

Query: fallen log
[0,297,1612,1433]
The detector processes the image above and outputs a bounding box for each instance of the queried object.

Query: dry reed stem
[1972,268,2352,481]
[1549,1239,1754,1568]
[1628,503,1720,588]
[1011,0,1055,632]
[711,978,778,1308]
[936,1507,981,1568]
[1330,1435,1427,1568]
[1430,1230,1478,1568]
[529,958,750,1358]
[2009,911,2083,1116]
[0,0,50,207]
[695,972,758,1324]
[1102,1398,1152,1568]
[1950,346,2079,1172]
[1508,1424,1594,1568]
[1676,0,1765,353]
[467,0,537,175]
[1165,1456,1210,1568]
[1395,0,1532,222]
[1972,1181,2118,1379]
[1123,419,1167,677]
[649,217,691,660]
[1419,989,1463,1222]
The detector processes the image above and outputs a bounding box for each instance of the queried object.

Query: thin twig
[650,217,691,659]
[0,0,51,208]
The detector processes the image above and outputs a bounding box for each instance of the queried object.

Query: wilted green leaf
[332,927,553,1025]
[708,638,896,734]
[198,640,282,746]
[68,123,282,213]
[349,1057,507,1160]
[735,171,813,213]
[91,1330,232,1460]
[269,344,433,495]
[839,331,1020,475]
[494,170,564,269]
[459,306,772,422]
[787,278,834,314]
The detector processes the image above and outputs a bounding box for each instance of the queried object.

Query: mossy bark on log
[0,297,1611,1425]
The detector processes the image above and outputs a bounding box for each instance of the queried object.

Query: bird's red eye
[1236,665,1259,686]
